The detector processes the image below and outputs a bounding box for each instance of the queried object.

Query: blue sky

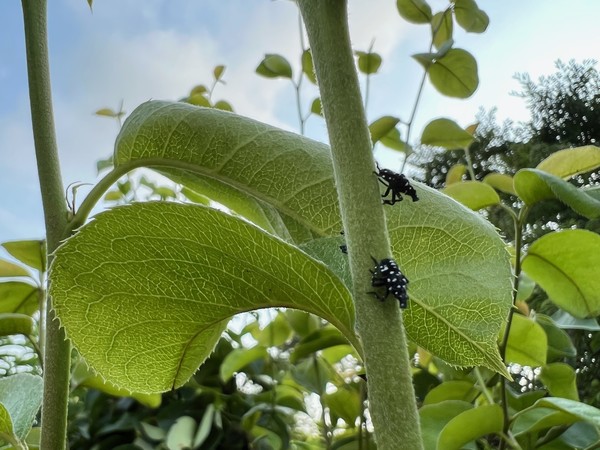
[1,0,600,242]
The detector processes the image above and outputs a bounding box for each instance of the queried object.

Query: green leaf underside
[0,374,43,441]
[446,164,466,185]
[54,101,513,391]
[50,202,355,393]
[417,49,478,99]
[453,0,489,33]
[442,181,500,211]
[0,282,39,316]
[514,168,600,219]
[482,173,516,195]
[522,229,600,319]
[114,101,342,240]
[387,184,511,376]
[431,11,453,50]
[396,0,432,23]
[421,118,474,149]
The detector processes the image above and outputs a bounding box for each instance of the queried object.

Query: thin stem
[21,0,71,448]
[498,205,530,450]
[297,1,423,448]
[400,7,452,174]
[464,145,477,180]
[295,12,307,135]
[473,367,494,405]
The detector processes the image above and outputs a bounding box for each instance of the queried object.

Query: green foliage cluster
[3,0,600,449]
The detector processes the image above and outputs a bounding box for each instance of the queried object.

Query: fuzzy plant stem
[21,1,71,448]
[297,1,423,448]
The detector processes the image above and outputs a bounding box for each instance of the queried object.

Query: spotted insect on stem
[374,163,419,205]
[369,257,409,308]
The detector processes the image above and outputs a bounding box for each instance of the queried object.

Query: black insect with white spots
[369,257,409,308]
[375,163,419,205]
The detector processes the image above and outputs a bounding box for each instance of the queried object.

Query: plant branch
[498,205,530,450]
[21,0,70,448]
[297,1,423,448]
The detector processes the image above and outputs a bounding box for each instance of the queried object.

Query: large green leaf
[513,169,600,219]
[53,101,512,390]
[387,184,511,375]
[0,374,43,445]
[522,229,600,318]
[114,101,341,241]
[50,202,356,393]
[413,49,478,98]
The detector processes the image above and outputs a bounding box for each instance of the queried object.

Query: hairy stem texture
[21,1,71,448]
[297,1,423,448]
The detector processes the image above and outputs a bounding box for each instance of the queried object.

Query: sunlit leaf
[446,164,467,185]
[513,169,600,219]
[421,118,474,149]
[369,116,400,144]
[220,347,269,382]
[56,101,513,390]
[355,51,382,75]
[438,404,503,450]
[539,363,579,401]
[301,49,317,84]
[536,145,600,179]
[419,401,473,450]
[535,314,576,362]
[256,54,293,79]
[0,313,34,337]
[1,241,44,272]
[431,11,453,49]
[423,380,476,405]
[50,203,356,392]
[528,397,600,427]
[522,230,600,318]
[453,0,489,33]
[414,49,478,98]
[187,94,211,107]
[213,65,226,81]
[71,360,162,408]
[0,260,29,278]
[0,282,39,316]
[504,314,547,367]
[396,0,433,24]
[310,97,322,116]
[379,127,407,152]
[482,173,516,195]
[442,181,500,210]
[213,100,233,112]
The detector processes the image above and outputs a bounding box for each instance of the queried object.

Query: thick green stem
[297,1,423,448]
[21,1,71,448]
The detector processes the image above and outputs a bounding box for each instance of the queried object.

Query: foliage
[5,1,600,449]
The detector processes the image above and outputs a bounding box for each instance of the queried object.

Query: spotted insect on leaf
[369,257,409,308]
[374,163,418,205]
